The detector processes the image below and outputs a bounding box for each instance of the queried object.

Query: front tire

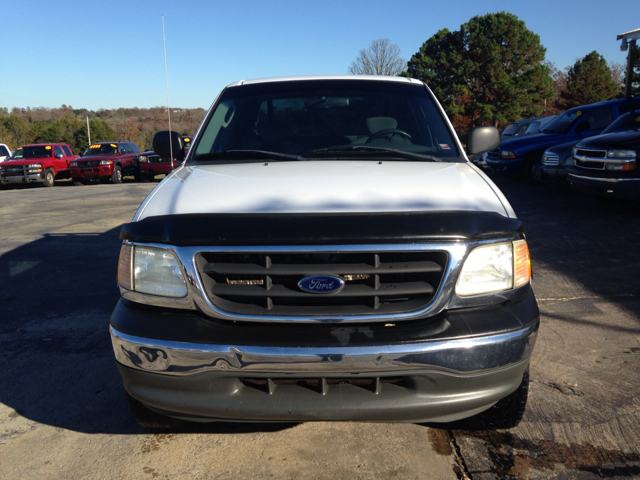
[126,393,186,430]
[43,168,55,187]
[456,368,529,430]
[111,166,123,184]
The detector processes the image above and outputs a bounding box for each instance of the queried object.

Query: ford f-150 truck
[486,97,640,177]
[0,143,77,187]
[110,76,538,430]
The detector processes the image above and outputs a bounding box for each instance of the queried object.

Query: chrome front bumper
[111,322,538,376]
[0,173,43,183]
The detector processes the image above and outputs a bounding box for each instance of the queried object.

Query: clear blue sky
[1,0,638,111]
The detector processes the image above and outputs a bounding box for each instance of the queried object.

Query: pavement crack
[448,430,473,480]
[532,379,584,396]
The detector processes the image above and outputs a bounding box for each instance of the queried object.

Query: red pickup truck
[136,150,180,181]
[69,141,141,185]
[0,143,77,187]
[137,136,190,181]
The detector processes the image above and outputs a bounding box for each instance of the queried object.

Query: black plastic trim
[110,287,538,348]
[120,211,524,246]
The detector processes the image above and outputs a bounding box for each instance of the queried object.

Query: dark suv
[70,141,141,184]
[567,111,640,198]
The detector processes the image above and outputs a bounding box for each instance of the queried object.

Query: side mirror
[467,125,500,156]
[153,130,184,161]
[55,153,64,159]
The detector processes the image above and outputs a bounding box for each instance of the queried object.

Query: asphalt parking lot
[0,177,639,479]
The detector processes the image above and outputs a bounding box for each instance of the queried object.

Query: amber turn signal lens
[513,239,531,288]
[117,244,133,290]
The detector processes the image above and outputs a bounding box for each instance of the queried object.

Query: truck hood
[136,161,511,220]
[0,158,48,165]
[576,130,640,150]
[75,155,120,162]
[500,131,566,152]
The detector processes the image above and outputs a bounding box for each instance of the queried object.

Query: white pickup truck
[110,76,539,429]
[0,143,12,162]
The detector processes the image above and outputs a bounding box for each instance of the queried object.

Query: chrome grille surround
[573,148,607,170]
[119,236,527,324]
[541,152,559,166]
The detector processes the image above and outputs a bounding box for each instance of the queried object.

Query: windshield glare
[23,146,53,158]
[193,80,459,161]
[601,111,640,134]
[83,143,118,156]
[542,110,582,134]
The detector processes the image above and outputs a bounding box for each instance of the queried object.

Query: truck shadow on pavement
[0,227,293,435]
[450,175,640,479]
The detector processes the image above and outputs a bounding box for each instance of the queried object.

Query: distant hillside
[0,105,206,153]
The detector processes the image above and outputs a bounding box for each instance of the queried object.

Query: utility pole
[624,39,636,99]
[617,29,640,99]
[86,116,91,145]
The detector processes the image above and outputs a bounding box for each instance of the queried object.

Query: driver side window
[578,108,613,131]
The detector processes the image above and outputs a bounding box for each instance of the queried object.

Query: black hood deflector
[120,211,524,246]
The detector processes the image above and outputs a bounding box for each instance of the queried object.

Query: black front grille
[486,149,501,160]
[196,251,448,316]
[81,160,101,167]
[148,155,170,164]
[575,148,606,158]
[575,158,605,170]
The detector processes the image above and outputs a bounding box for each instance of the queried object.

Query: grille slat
[196,251,447,317]
[212,281,434,298]
[203,260,443,276]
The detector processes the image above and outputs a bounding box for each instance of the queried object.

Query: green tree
[403,12,554,130]
[1,114,32,147]
[560,51,620,108]
[74,119,117,154]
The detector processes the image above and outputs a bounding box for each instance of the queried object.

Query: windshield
[542,109,583,134]
[83,143,118,156]
[601,111,640,134]
[193,79,459,161]
[524,121,542,135]
[502,123,518,136]
[11,148,23,159]
[23,146,53,158]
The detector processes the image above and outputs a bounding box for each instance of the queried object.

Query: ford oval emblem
[298,275,345,294]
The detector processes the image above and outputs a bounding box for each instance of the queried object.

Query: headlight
[118,245,187,297]
[607,150,636,159]
[70,161,78,167]
[500,150,516,159]
[456,240,531,296]
[139,155,148,162]
[99,160,114,165]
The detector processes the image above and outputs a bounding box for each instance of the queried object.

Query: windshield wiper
[195,150,306,162]
[310,146,442,162]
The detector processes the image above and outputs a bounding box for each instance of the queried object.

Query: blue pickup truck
[485,97,640,176]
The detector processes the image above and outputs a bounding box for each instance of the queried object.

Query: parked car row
[485,96,640,199]
[0,137,189,188]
